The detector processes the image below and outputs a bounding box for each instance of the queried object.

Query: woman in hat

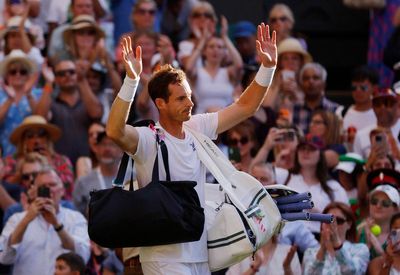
[264,37,312,112]
[0,49,46,156]
[53,14,106,64]
[303,202,370,274]
[185,15,243,114]
[2,115,74,200]
[357,184,400,260]
[274,135,348,236]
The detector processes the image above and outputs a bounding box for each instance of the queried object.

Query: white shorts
[141,261,210,275]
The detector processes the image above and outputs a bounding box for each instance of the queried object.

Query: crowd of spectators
[0,0,400,274]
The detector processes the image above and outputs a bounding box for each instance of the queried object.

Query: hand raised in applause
[255,23,277,68]
[121,35,142,79]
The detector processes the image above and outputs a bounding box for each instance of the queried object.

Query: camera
[37,186,50,198]
[375,134,383,143]
[228,147,241,163]
[276,130,296,143]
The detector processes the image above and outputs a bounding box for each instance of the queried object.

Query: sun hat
[0,16,35,41]
[63,15,105,43]
[277,38,312,63]
[369,184,400,206]
[0,49,37,77]
[10,115,62,145]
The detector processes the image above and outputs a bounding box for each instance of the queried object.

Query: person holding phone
[368,212,400,274]
[0,166,90,275]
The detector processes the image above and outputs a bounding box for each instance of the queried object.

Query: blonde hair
[269,3,295,24]
[190,1,217,22]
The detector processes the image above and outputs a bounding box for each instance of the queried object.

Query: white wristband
[117,76,140,102]
[254,65,276,87]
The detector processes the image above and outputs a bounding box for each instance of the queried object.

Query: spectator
[265,38,312,112]
[353,88,400,159]
[251,126,301,171]
[357,184,400,259]
[0,15,44,66]
[2,115,74,200]
[274,135,348,236]
[292,62,341,134]
[338,66,379,133]
[130,0,159,33]
[268,3,306,48]
[0,166,90,274]
[0,49,39,156]
[303,202,370,274]
[55,252,86,275]
[226,235,301,275]
[73,132,123,215]
[177,1,217,70]
[368,212,400,274]
[75,121,105,179]
[35,59,103,165]
[185,16,243,114]
[225,120,259,173]
[55,14,106,63]
[233,21,257,67]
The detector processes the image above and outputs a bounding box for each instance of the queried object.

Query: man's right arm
[106,77,140,155]
[106,37,143,156]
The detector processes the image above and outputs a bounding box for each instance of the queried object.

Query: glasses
[335,216,347,225]
[228,136,249,146]
[373,97,397,108]
[24,128,48,139]
[55,69,76,77]
[270,16,289,24]
[8,68,28,76]
[136,8,156,15]
[191,11,214,19]
[21,171,38,182]
[74,28,97,36]
[370,197,394,208]
[351,84,369,92]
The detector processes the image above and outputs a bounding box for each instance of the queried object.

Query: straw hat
[0,49,37,77]
[277,38,312,63]
[0,16,35,41]
[10,115,62,145]
[63,15,105,42]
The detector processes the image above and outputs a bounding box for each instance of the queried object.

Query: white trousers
[141,262,210,275]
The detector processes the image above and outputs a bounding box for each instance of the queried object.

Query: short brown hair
[147,64,187,103]
[323,202,357,242]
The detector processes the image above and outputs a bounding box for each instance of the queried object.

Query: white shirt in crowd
[342,105,377,132]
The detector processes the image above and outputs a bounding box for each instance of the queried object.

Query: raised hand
[256,23,277,68]
[41,60,55,83]
[121,36,142,79]
[220,15,228,37]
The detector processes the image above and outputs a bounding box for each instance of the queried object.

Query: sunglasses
[228,136,249,146]
[372,97,397,108]
[55,69,76,77]
[370,197,394,208]
[74,28,97,36]
[21,171,38,182]
[8,68,28,76]
[335,216,347,225]
[270,16,289,23]
[351,84,369,92]
[191,12,213,19]
[24,128,48,139]
[136,8,156,15]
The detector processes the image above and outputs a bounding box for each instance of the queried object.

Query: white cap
[370,184,400,206]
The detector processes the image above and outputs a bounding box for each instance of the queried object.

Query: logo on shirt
[190,142,196,151]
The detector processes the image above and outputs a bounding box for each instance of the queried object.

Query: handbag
[343,0,385,9]
[186,127,282,272]
[88,126,205,248]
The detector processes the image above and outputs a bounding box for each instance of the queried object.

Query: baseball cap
[233,21,256,38]
[336,153,365,174]
[297,134,324,150]
[370,184,400,206]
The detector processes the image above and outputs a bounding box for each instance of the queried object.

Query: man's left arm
[217,23,277,134]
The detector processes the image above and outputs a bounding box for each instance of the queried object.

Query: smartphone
[37,186,50,198]
[282,130,296,142]
[281,70,295,81]
[228,147,241,163]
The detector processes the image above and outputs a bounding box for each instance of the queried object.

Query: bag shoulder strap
[284,172,292,186]
[112,119,157,190]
